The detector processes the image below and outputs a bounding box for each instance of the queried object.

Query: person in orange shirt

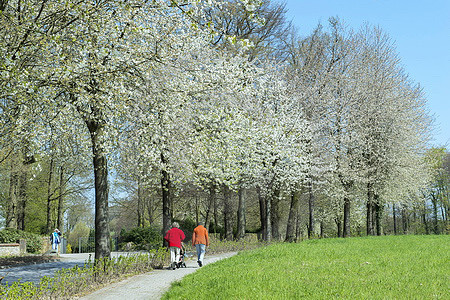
[192,222,209,267]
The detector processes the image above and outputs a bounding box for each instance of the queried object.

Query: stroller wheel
[182,262,186,268]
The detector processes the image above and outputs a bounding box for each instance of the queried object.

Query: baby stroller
[177,243,187,268]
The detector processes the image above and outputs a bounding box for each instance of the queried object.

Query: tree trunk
[17,149,36,231]
[6,160,18,229]
[401,206,408,234]
[257,186,266,240]
[236,187,246,240]
[431,194,439,234]
[445,198,450,232]
[195,195,199,225]
[393,203,397,235]
[265,190,272,242]
[295,208,301,241]
[223,184,233,241]
[372,203,376,234]
[374,195,382,236]
[46,156,55,234]
[161,152,171,237]
[343,196,350,237]
[57,166,65,231]
[335,217,342,238]
[367,187,374,236]
[205,184,216,230]
[271,189,281,240]
[320,221,324,238]
[86,118,111,260]
[146,187,154,225]
[366,201,372,235]
[285,191,299,242]
[17,170,28,231]
[213,194,218,235]
[422,201,429,234]
[0,1,8,12]
[440,205,445,225]
[308,183,314,239]
[194,195,200,225]
[137,177,142,227]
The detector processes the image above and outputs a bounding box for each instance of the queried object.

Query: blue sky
[283,0,450,147]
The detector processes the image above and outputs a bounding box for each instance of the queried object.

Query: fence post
[19,239,26,254]
[61,237,67,254]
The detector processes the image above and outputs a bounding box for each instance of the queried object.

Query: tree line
[1,0,447,259]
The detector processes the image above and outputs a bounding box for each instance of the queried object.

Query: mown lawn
[163,235,449,299]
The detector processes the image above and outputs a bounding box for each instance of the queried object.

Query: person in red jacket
[164,222,185,270]
[192,222,209,267]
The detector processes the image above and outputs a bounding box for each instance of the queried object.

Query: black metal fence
[76,237,119,253]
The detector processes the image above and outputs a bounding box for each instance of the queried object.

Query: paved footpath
[78,252,237,300]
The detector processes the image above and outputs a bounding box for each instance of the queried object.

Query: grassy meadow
[163,235,449,299]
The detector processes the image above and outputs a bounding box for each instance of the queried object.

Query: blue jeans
[195,244,206,263]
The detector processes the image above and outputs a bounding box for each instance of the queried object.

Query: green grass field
[163,235,449,299]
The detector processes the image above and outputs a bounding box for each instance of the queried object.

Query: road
[0,252,138,285]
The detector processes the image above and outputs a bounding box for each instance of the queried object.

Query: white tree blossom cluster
[1,1,432,255]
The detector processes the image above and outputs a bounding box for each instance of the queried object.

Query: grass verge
[163,235,450,299]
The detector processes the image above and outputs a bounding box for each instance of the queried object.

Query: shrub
[174,219,225,242]
[207,234,268,254]
[175,219,197,242]
[207,221,224,237]
[0,228,43,253]
[119,226,163,250]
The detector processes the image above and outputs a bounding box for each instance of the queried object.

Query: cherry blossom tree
[1,0,435,249]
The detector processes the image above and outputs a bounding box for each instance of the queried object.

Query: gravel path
[78,252,238,300]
